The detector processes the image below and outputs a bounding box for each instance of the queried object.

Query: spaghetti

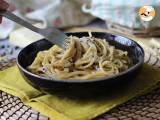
[28,33,130,80]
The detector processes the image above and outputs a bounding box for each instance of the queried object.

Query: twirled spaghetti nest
[28,34,130,80]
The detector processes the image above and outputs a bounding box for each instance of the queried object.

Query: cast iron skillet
[17,32,144,95]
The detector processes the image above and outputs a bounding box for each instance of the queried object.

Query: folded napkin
[0,64,160,120]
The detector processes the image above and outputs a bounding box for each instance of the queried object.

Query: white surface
[9,24,44,48]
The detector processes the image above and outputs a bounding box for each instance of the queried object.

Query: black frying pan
[17,32,144,96]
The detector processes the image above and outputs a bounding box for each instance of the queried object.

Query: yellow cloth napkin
[0,64,160,120]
